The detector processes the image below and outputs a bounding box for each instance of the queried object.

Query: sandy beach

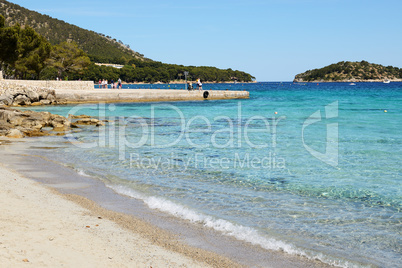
[0,138,333,268]
[0,151,238,267]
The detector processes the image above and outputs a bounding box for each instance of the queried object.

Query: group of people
[187,78,203,91]
[98,78,202,90]
[98,78,122,89]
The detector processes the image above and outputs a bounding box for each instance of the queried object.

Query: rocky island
[294,61,402,82]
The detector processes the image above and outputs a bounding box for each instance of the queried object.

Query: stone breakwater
[0,79,97,106]
[0,82,58,106]
[0,79,95,91]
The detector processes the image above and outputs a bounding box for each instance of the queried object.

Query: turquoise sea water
[25,82,401,267]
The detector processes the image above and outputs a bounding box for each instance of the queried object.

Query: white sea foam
[108,184,355,268]
[45,158,355,267]
[76,169,92,177]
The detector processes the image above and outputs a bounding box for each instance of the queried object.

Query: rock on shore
[0,106,71,138]
[0,82,107,138]
[0,82,57,106]
[0,107,106,138]
[68,114,105,127]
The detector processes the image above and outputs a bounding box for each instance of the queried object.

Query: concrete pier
[0,79,249,103]
[55,88,249,103]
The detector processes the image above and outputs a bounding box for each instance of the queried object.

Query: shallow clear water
[25,82,402,267]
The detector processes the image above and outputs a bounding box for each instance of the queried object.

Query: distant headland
[294,61,402,82]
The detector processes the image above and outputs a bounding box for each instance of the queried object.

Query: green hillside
[0,0,145,64]
[294,61,402,82]
[0,0,255,82]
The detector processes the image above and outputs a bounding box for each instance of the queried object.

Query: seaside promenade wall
[0,78,95,91]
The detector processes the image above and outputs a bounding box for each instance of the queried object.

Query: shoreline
[293,79,402,83]
[0,166,216,267]
[126,81,258,85]
[0,139,237,267]
[0,138,330,268]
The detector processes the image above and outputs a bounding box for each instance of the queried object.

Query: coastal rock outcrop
[0,106,72,137]
[0,82,57,106]
[0,108,106,138]
[68,114,105,127]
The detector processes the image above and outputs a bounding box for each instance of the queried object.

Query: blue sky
[8,0,402,81]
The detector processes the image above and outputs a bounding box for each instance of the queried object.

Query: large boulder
[26,90,40,102]
[13,94,32,106]
[0,95,13,106]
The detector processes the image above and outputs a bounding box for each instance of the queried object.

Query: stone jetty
[0,77,249,138]
[0,77,249,105]
[55,88,249,104]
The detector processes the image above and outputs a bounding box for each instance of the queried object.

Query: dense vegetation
[0,14,90,80]
[0,0,255,83]
[70,61,254,83]
[0,0,143,63]
[294,61,402,82]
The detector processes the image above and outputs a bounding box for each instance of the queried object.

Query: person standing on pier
[197,78,202,90]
